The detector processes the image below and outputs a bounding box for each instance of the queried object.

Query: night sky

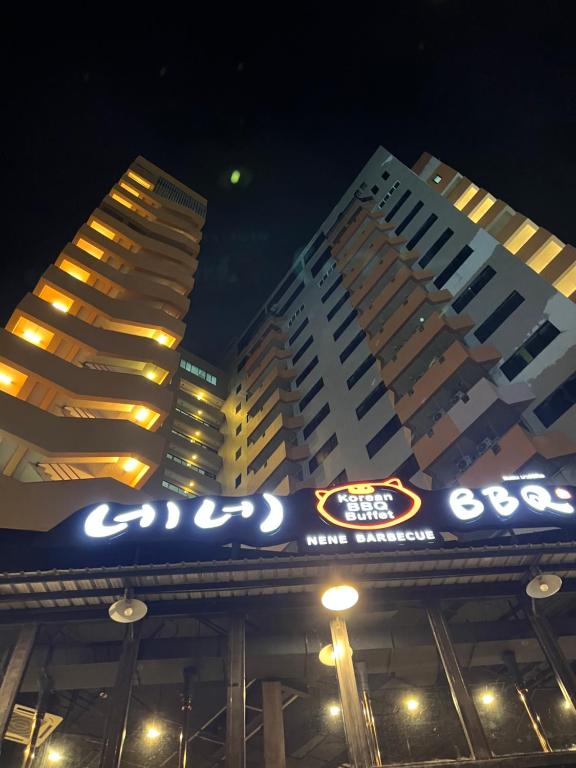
[2,3,575,364]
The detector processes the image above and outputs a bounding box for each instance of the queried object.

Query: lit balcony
[382,313,475,398]
[357,266,433,335]
[171,406,224,449]
[162,461,221,497]
[247,441,308,495]
[460,424,576,488]
[369,286,451,360]
[413,378,534,487]
[176,393,225,431]
[395,341,501,441]
[168,428,223,475]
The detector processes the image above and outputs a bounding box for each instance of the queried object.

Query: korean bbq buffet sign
[75,477,576,553]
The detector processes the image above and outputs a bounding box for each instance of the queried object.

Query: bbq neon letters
[449,484,574,523]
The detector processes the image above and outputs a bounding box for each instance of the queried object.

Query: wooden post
[262,681,286,768]
[0,625,38,751]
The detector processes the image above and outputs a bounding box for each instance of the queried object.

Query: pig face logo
[315,478,422,530]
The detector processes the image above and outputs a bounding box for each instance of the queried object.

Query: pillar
[502,650,551,752]
[262,681,286,768]
[99,624,141,768]
[527,605,576,713]
[178,666,198,768]
[427,605,491,760]
[226,615,245,768]
[356,661,381,766]
[22,669,51,768]
[329,617,373,768]
[0,625,38,750]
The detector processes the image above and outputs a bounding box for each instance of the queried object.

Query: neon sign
[449,484,574,523]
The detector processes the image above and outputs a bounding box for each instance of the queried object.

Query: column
[262,680,286,768]
[329,616,373,768]
[99,624,142,768]
[427,604,491,760]
[178,666,198,768]
[527,606,576,712]
[226,614,246,768]
[356,661,381,766]
[0,625,38,750]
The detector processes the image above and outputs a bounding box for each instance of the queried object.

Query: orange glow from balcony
[76,238,104,260]
[127,171,153,190]
[119,182,141,198]
[0,363,27,396]
[59,259,91,283]
[155,333,175,347]
[12,318,55,350]
[111,192,135,210]
[90,220,116,240]
[38,286,73,314]
[132,406,160,430]
[505,222,538,254]
[454,184,479,211]
[527,239,563,273]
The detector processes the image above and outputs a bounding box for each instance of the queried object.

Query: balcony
[357,266,433,335]
[337,220,398,273]
[347,249,417,307]
[246,412,304,468]
[330,206,370,257]
[162,460,221,497]
[247,389,300,442]
[245,344,292,394]
[382,313,475,398]
[460,424,576,487]
[369,286,451,360]
[395,341,501,441]
[176,393,225,431]
[413,378,534,487]
[168,429,222,474]
[245,325,287,372]
[246,364,296,417]
[246,441,308,495]
[171,407,224,450]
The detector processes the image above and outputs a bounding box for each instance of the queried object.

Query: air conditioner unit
[476,437,494,456]
[456,455,474,473]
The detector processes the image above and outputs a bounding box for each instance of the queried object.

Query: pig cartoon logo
[315,478,422,530]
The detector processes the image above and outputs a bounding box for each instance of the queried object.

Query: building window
[333,309,358,341]
[295,356,319,387]
[419,228,454,268]
[366,416,402,458]
[303,403,330,440]
[534,374,576,427]
[474,291,525,343]
[433,175,442,184]
[385,190,411,223]
[355,382,388,420]
[293,335,314,365]
[452,266,496,314]
[406,214,438,251]
[235,424,242,436]
[381,171,390,181]
[330,468,348,485]
[321,274,343,304]
[299,378,325,413]
[278,281,305,316]
[318,262,337,287]
[310,247,332,278]
[235,383,242,394]
[434,245,474,289]
[287,304,305,327]
[162,480,195,498]
[501,321,560,381]
[339,331,366,364]
[235,474,242,488]
[395,202,423,235]
[237,356,248,373]
[371,185,379,195]
[289,318,309,346]
[326,291,350,322]
[309,433,338,474]
[180,359,218,386]
[235,402,241,413]
[235,447,242,460]
[394,454,419,479]
[347,354,376,390]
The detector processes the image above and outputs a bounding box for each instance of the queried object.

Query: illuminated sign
[449,484,574,522]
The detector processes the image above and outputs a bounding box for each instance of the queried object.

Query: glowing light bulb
[23,329,42,345]
[328,704,341,717]
[145,371,156,381]
[197,409,203,415]
[123,458,138,472]
[135,407,149,423]
[51,301,69,313]
[230,170,241,185]
[0,373,13,386]
[146,725,161,740]
[123,606,134,617]
[405,697,420,712]
[539,582,550,593]
[195,430,201,436]
[196,393,203,401]
[189,480,195,487]
[192,454,198,460]
[156,334,168,346]
[321,585,359,611]
[481,691,495,706]
[47,751,62,763]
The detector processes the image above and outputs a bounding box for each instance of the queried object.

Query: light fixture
[189,481,195,487]
[196,393,203,401]
[51,301,69,313]
[321,584,359,612]
[526,573,562,599]
[145,724,162,739]
[319,642,352,667]
[195,430,201,436]
[123,458,139,472]
[328,704,341,717]
[47,750,63,764]
[480,691,495,706]
[109,596,148,624]
[134,407,149,423]
[156,334,168,346]
[192,454,198,460]
[145,371,156,381]
[197,409,203,415]
[404,697,420,712]
[23,329,42,345]
[0,372,12,386]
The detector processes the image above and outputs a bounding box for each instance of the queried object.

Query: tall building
[0,156,207,527]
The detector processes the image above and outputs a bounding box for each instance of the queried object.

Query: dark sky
[2,2,575,364]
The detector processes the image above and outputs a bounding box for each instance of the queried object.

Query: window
[235,383,242,394]
[162,480,194,498]
[333,309,358,341]
[326,291,350,321]
[278,281,305,316]
[309,433,338,474]
[474,291,525,342]
[371,185,379,194]
[311,247,332,278]
[299,378,324,412]
[434,245,474,288]
[303,403,330,440]
[237,356,248,373]
[433,175,442,184]
[339,331,366,363]
[321,274,343,304]
[235,424,242,436]
[287,304,305,327]
[355,382,387,420]
[395,201,424,235]
[366,415,402,458]
[268,269,298,309]
[501,322,560,381]
[235,447,242,460]
[385,190,411,222]
[394,453,419,479]
[318,262,337,287]
[235,474,242,488]
[381,171,390,181]
[406,214,438,251]
[180,359,218,386]
[347,354,376,389]
[235,402,241,413]
[419,228,454,268]
[534,374,576,427]
[330,468,348,485]
[452,266,496,313]
[293,335,314,365]
[288,318,309,346]
[295,356,319,387]
[304,232,326,264]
